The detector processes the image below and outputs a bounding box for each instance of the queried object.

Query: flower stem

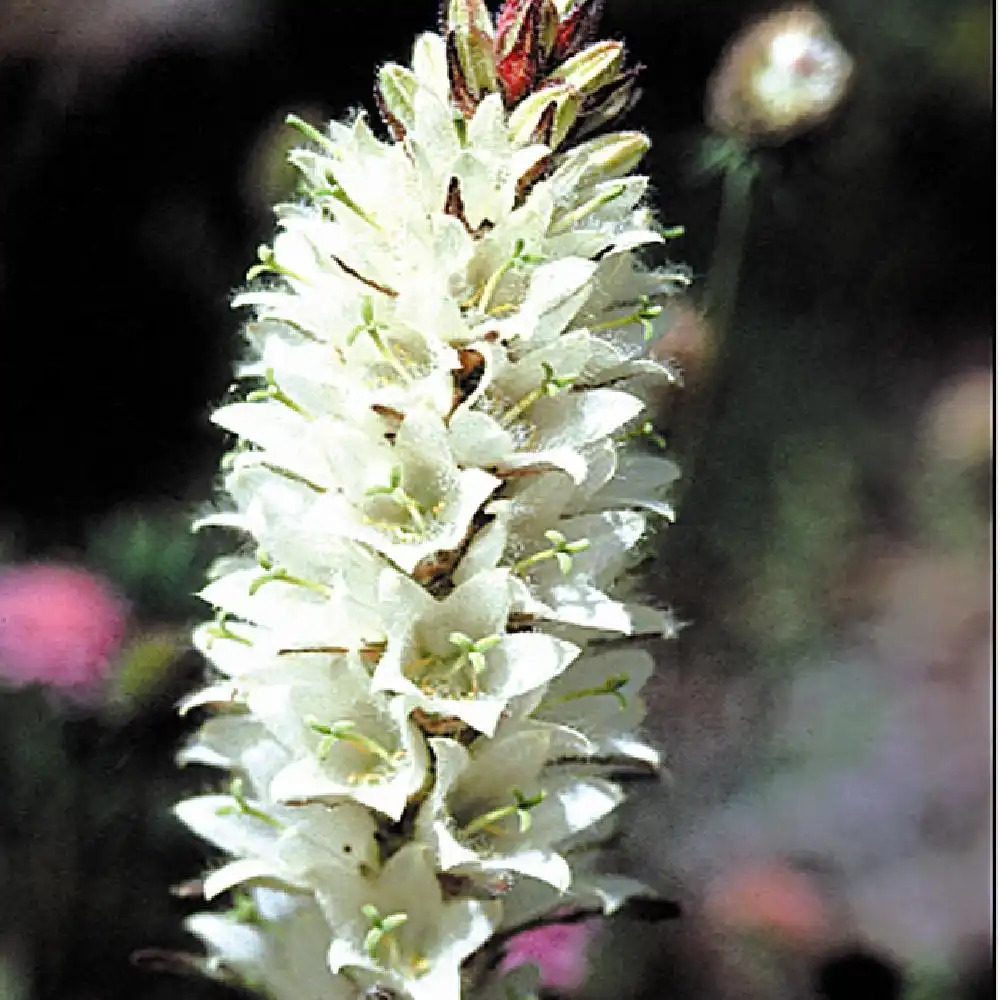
[703,155,758,340]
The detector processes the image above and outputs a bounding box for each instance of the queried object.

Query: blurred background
[0,1,992,999]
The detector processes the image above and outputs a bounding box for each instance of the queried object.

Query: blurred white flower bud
[707,6,853,146]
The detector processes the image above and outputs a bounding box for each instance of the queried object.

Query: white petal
[203,857,288,899]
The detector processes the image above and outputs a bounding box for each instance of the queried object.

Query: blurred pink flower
[501,917,599,991]
[0,564,127,692]
[703,859,836,947]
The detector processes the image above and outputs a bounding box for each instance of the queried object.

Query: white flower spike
[176,2,686,998]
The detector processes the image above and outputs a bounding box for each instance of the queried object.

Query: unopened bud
[548,39,624,96]
[376,63,420,137]
[443,0,494,37]
[443,0,497,108]
[495,0,559,105]
[570,130,651,185]
[496,0,560,60]
[508,83,582,147]
[550,0,605,64]
[706,6,853,145]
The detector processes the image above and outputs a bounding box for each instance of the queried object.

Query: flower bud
[570,130,651,185]
[376,63,420,137]
[706,6,853,145]
[442,0,494,39]
[549,37,641,140]
[442,0,497,111]
[550,0,604,64]
[495,0,560,105]
[507,82,582,147]
[548,38,623,96]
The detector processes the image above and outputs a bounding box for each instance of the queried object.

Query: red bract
[494,0,605,105]
[552,0,604,63]
[495,0,530,39]
[0,564,127,693]
[495,0,547,105]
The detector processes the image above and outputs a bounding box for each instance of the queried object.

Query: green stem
[703,156,758,341]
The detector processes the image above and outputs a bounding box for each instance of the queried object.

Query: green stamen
[245,367,307,415]
[590,295,662,340]
[226,890,265,925]
[500,362,576,427]
[306,718,398,768]
[248,566,330,597]
[347,297,412,383]
[362,904,409,965]
[259,462,327,493]
[408,633,502,698]
[447,632,502,676]
[246,244,305,283]
[615,420,667,449]
[512,529,590,576]
[550,182,628,235]
[364,466,427,534]
[310,180,375,225]
[546,673,630,710]
[460,789,547,839]
[215,778,283,828]
[285,113,338,152]
[205,610,252,648]
[478,238,545,314]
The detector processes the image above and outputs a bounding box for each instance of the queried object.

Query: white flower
[448,334,646,483]
[319,843,499,1000]
[186,890,356,1000]
[176,4,685,998]
[371,568,579,735]
[177,716,385,896]
[416,724,623,891]
[245,653,429,822]
[453,469,656,635]
[516,648,660,768]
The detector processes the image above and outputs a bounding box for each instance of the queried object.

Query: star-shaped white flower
[243,652,429,822]
[174,758,380,901]
[515,647,660,768]
[448,334,645,483]
[415,723,623,891]
[371,568,579,735]
[186,890,356,1000]
[319,843,498,1000]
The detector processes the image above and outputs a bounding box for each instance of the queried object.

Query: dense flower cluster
[177,2,686,998]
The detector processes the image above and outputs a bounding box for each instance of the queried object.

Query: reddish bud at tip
[495,0,548,105]
[553,0,604,63]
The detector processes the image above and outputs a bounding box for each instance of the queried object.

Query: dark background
[0,2,992,999]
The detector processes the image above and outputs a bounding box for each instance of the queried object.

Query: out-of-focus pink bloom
[501,917,599,991]
[0,564,127,692]
[703,860,835,947]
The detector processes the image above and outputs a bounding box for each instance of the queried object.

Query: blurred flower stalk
[702,6,853,337]
[174,2,686,998]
